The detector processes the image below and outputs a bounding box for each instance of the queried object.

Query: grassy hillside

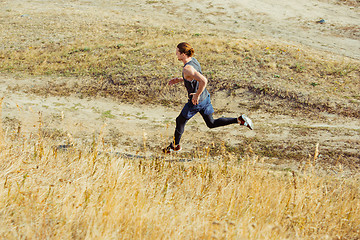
[1,25,359,117]
[1,1,360,239]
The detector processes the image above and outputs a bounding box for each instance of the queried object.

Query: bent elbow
[201,77,208,87]
[204,78,208,85]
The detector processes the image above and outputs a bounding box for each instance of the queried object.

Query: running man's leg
[163,113,187,153]
[201,112,238,129]
[174,113,188,145]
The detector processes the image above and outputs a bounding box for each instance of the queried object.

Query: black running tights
[174,113,238,145]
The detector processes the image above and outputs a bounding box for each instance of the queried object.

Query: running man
[163,42,253,153]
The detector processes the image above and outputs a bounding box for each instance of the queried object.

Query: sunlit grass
[0,100,359,239]
[0,127,359,239]
[1,2,360,239]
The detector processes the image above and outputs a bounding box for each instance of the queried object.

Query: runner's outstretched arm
[168,77,184,86]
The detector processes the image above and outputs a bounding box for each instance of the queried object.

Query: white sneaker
[238,114,253,130]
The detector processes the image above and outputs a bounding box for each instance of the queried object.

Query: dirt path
[2,74,359,175]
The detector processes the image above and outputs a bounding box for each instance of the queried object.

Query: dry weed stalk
[304,143,320,174]
[0,97,4,149]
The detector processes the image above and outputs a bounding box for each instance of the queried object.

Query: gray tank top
[182,58,209,103]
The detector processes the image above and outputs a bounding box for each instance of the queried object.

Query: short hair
[177,42,194,57]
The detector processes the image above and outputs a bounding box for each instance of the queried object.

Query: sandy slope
[2,0,359,58]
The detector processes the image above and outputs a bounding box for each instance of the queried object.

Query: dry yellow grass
[0,128,359,239]
[1,2,360,239]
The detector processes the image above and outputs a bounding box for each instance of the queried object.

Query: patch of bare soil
[1,74,359,176]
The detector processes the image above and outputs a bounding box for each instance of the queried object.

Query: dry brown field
[0,0,359,239]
